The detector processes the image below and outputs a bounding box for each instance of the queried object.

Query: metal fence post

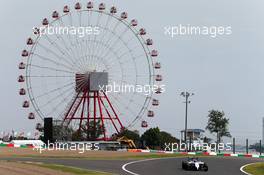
[260,140,262,155]
[246,139,248,154]
[189,136,192,152]
[233,138,235,154]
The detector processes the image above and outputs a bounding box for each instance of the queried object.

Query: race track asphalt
[1,156,263,175]
[122,157,263,175]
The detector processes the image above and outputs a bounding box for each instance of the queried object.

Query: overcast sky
[0,0,263,143]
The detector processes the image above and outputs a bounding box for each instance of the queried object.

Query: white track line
[240,163,254,175]
[122,157,179,175]
[123,157,259,175]
[122,159,154,175]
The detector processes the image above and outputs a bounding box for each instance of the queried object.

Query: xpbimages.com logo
[164,24,232,38]
[33,25,101,38]
[99,82,166,96]
[33,141,100,154]
[164,141,232,152]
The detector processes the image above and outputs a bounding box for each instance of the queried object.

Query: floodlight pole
[181,91,194,143]
[184,95,188,143]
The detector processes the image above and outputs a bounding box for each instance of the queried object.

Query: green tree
[72,130,84,141]
[206,110,231,144]
[203,136,212,143]
[119,129,140,147]
[53,125,73,141]
[72,120,104,141]
[141,127,161,149]
[141,128,180,149]
[85,120,104,140]
[159,131,179,149]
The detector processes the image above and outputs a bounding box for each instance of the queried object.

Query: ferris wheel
[18,2,163,140]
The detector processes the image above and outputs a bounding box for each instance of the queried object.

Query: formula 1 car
[182,157,208,171]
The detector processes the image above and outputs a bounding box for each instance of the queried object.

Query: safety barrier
[0,143,35,148]
[127,149,264,159]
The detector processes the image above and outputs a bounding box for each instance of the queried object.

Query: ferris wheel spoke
[79,10,82,27]
[53,35,79,66]
[84,10,93,71]
[128,114,145,128]
[32,53,77,72]
[57,18,84,70]
[108,73,135,85]
[118,79,133,85]
[106,75,150,109]
[95,15,112,55]
[45,88,75,117]
[38,84,75,110]
[80,36,127,77]
[106,67,122,74]
[124,97,146,110]
[76,11,87,68]
[110,36,139,68]
[92,14,112,62]
[103,32,140,90]
[110,46,131,59]
[58,18,74,46]
[95,19,112,58]
[95,23,149,91]
[108,73,124,80]
[98,26,130,60]
[103,48,131,68]
[34,44,77,69]
[79,12,90,65]
[122,35,136,45]
[27,76,72,90]
[114,44,141,61]
[104,59,123,70]
[68,37,125,77]
[107,93,137,119]
[43,34,72,59]
[30,64,75,74]
[34,81,74,99]
[82,39,115,68]
[78,53,109,72]
[47,27,83,71]
[119,54,145,65]
[68,13,82,64]
[131,90,152,99]
[70,12,88,69]
[95,34,119,62]
[40,35,82,70]
[83,42,91,72]
[96,19,124,60]
[103,94,122,117]
[106,58,134,71]
[89,12,103,71]
[98,32,144,65]
[28,75,74,78]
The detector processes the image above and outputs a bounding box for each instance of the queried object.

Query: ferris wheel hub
[75,72,108,93]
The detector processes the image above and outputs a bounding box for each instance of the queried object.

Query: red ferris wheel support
[63,73,124,141]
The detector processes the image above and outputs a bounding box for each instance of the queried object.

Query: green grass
[26,163,113,175]
[243,162,264,175]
